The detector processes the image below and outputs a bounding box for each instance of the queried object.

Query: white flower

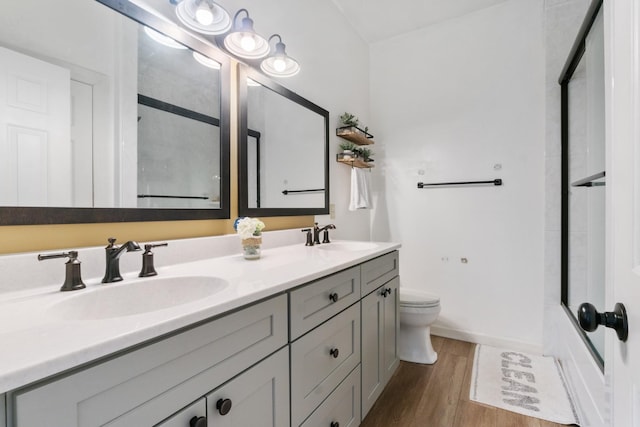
[236,217,265,239]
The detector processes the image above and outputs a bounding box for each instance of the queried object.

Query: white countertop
[0,240,399,393]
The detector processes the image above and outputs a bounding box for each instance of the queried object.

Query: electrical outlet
[329,203,335,219]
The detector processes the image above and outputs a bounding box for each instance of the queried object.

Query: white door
[604,0,640,425]
[0,46,71,206]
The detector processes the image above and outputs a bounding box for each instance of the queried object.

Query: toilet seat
[400,288,440,308]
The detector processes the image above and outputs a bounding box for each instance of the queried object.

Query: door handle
[578,302,628,342]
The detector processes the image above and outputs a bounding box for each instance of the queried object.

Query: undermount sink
[47,276,228,320]
[317,241,378,252]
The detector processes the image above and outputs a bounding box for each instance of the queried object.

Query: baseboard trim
[430,325,543,355]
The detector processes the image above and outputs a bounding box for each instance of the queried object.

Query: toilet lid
[400,288,440,308]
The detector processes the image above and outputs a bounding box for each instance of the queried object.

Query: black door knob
[189,416,207,427]
[330,348,339,358]
[330,422,340,427]
[329,292,339,303]
[217,398,232,416]
[578,302,628,342]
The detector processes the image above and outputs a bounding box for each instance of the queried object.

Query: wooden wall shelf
[336,126,374,145]
[336,154,374,169]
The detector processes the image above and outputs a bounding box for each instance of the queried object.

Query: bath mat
[470,345,580,425]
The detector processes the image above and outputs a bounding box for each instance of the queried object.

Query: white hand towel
[349,167,372,210]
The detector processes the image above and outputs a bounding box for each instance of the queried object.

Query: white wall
[370,0,546,350]
[219,0,372,240]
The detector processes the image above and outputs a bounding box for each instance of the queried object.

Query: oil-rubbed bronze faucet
[38,251,86,291]
[313,223,336,245]
[139,242,168,277]
[102,237,141,283]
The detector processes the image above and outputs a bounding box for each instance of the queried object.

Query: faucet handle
[139,243,168,277]
[38,251,86,292]
[301,229,314,246]
[106,237,117,248]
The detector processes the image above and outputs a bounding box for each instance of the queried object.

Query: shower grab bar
[571,171,605,187]
[417,179,502,188]
[282,189,325,195]
[137,194,210,200]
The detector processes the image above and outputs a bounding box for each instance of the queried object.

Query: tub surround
[0,230,399,393]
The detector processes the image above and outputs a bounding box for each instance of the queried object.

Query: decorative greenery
[354,146,373,161]
[339,141,358,152]
[339,112,359,127]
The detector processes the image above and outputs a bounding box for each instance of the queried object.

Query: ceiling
[329,0,508,43]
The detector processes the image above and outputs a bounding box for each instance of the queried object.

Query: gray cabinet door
[360,277,399,419]
[383,277,400,381]
[361,287,384,418]
[361,251,398,297]
[299,365,361,427]
[291,303,361,426]
[156,399,206,427]
[11,295,287,427]
[290,266,361,340]
[205,347,289,427]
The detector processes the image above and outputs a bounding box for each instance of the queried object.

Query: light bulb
[273,58,287,72]
[240,34,256,52]
[195,5,214,25]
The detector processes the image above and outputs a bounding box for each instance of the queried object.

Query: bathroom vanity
[0,236,400,427]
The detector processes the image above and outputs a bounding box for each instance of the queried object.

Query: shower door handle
[578,302,628,342]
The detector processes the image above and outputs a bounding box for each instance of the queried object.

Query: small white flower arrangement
[234,217,265,239]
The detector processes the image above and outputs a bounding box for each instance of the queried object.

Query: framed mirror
[238,65,329,217]
[0,0,230,224]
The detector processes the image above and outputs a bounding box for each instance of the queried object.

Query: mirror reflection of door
[0,47,73,207]
[565,8,605,364]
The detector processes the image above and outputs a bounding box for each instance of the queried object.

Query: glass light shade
[261,55,300,77]
[144,26,187,49]
[193,51,221,69]
[260,41,300,77]
[223,17,269,59]
[176,0,231,35]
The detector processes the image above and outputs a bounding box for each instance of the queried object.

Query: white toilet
[399,288,441,364]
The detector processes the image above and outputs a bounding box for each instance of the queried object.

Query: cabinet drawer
[361,251,399,296]
[205,346,289,427]
[291,303,361,426]
[11,295,288,427]
[299,365,361,427]
[156,399,206,427]
[290,266,360,340]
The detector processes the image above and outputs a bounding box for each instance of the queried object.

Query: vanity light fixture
[174,0,231,35]
[144,26,187,49]
[223,9,270,59]
[260,34,300,77]
[193,51,221,69]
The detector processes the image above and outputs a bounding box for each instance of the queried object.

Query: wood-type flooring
[361,337,574,427]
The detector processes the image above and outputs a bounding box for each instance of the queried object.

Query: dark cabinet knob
[330,348,339,358]
[189,416,207,427]
[331,422,340,427]
[329,292,339,303]
[578,302,628,342]
[217,398,232,416]
[381,288,391,297]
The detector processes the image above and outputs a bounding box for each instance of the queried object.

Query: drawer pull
[329,292,339,303]
[330,348,340,358]
[331,422,340,427]
[381,288,392,298]
[217,398,232,416]
[190,416,207,427]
